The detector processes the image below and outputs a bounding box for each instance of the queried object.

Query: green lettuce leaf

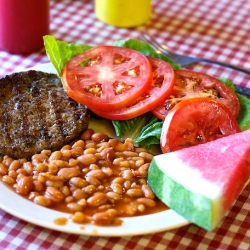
[112,113,163,148]
[43,35,92,76]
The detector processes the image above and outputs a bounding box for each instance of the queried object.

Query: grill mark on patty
[0,70,90,159]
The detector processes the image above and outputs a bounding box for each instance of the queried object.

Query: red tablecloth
[0,0,250,249]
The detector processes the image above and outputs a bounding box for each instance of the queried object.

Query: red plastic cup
[0,0,50,54]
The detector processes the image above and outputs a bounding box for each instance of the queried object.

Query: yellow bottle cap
[95,0,152,28]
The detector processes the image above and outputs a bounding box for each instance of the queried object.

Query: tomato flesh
[160,98,241,153]
[152,70,240,120]
[91,56,175,120]
[62,46,153,111]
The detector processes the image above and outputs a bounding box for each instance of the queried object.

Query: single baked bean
[8,170,17,179]
[71,211,88,223]
[111,183,123,194]
[86,176,101,186]
[123,138,134,151]
[97,185,105,191]
[106,192,121,201]
[126,188,143,198]
[45,187,64,203]
[131,183,141,189]
[67,202,83,212]
[41,150,52,156]
[81,128,94,140]
[138,178,147,185]
[89,164,99,170]
[96,142,110,151]
[37,175,46,183]
[122,170,133,180]
[112,177,124,184]
[113,157,124,165]
[61,145,71,151]
[23,162,33,175]
[16,167,28,175]
[54,160,69,168]
[137,198,156,207]
[77,198,87,207]
[49,151,62,162]
[33,180,45,192]
[123,180,131,190]
[72,188,87,200]
[32,154,48,165]
[57,167,81,180]
[61,149,72,159]
[9,160,21,171]
[84,148,97,155]
[16,176,33,195]
[2,157,14,167]
[135,158,145,167]
[87,193,107,206]
[91,132,109,142]
[135,147,148,153]
[40,173,63,181]
[137,204,146,212]
[101,167,113,176]
[139,152,153,161]
[97,204,112,211]
[35,163,48,172]
[122,151,139,158]
[34,195,51,207]
[100,147,115,162]
[92,209,117,225]
[71,146,84,158]
[119,160,130,168]
[2,175,15,185]
[83,185,96,194]
[69,177,88,188]
[45,179,64,189]
[142,185,155,199]
[68,160,79,168]
[65,196,74,203]
[72,140,85,149]
[60,186,71,197]
[48,164,59,174]
[86,169,106,180]
[0,163,8,175]
[85,142,97,149]
[29,191,39,200]
[77,154,97,165]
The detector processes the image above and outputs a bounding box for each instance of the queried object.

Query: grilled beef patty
[0,70,90,159]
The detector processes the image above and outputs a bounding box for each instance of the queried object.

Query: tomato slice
[91,57,175,120]
[62,46,153,111]
[160,98,241,153]
[152,70,240,120]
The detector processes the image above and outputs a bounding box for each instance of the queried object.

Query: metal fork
[141,32,250,97]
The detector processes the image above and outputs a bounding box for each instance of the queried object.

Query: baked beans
[0,129,167,226]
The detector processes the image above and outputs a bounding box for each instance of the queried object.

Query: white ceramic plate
[0,63,189,236]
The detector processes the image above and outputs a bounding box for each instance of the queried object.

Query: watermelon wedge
[147,129,250,231]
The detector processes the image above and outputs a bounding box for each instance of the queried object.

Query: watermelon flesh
[147,129,250,230]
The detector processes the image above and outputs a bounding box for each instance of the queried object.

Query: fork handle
[200,58,250,75]
[234,85,250,97]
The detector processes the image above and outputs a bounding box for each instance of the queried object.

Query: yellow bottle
[95,0,152,28]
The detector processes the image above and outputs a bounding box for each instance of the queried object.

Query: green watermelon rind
[148,158,221,231]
